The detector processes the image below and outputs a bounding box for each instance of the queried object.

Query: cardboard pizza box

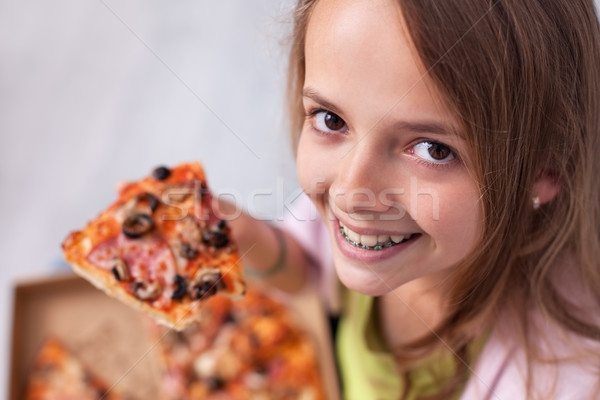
[9,273,341,400]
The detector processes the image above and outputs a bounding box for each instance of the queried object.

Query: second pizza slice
[62,162,246,331]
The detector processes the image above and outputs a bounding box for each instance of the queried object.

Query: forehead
[304,0,457,131]
[306,0,408,73]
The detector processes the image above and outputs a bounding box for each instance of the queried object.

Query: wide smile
[333,217,421,262]
[339,221,417,251]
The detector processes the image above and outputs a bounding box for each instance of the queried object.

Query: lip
[333,217,420,263]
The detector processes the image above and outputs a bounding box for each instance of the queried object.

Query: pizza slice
[25,338,127,400]
[150,290,327,400]
[62,162,246,331]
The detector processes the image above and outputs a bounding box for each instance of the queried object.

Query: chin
[334,261,393,297]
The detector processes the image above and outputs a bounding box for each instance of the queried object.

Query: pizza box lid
[9,272,341,400]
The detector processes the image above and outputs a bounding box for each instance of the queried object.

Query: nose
[331,143,406,220]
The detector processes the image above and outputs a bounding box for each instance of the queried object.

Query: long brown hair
[287,0,600,398]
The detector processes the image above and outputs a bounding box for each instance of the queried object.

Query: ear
[532,171,562,206]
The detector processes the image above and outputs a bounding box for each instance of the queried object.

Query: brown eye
[324,112,345,130]
[428,143,451,160]
[412,141,455,164]
[314,110,347,133]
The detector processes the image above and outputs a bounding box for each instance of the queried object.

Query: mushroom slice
[133,280,162,301]
[189,267,226,300]
[111,257,131,282]
[178,217,204,259]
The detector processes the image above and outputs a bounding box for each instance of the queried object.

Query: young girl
[223,0,600,398]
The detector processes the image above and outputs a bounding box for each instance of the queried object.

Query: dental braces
[340,226,398,251]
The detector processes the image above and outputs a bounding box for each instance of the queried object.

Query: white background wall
[0,0,297,396]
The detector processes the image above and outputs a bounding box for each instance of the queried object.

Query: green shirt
[336,289,487,400]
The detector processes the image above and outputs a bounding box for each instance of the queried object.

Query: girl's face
[297,0,482,296]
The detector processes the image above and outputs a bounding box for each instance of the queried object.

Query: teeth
[378,235,390,243]
[340,221,412,249]
[346,228,361,243]
[360,235,378,247]
[390,235,405,243]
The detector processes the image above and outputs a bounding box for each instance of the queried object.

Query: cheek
[296,132,336,199]
[434,183,482,251]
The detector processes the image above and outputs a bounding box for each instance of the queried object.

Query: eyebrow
[393,120,462,139]
[302,87,344,116]
[302,86,464,139]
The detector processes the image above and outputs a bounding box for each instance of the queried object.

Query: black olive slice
[255,364,268,375]
[174,331,187,343]
[171,274,188,300]
[205,376,225,391]
[198,181,209,198]
[212,232,229,248]
[122,213,155,239]
[152,166,171,180]
[180,242,199,259]
[135,192,159,212]
[223,311,237,324]
[203,231,229,248]
[201,220,230,249]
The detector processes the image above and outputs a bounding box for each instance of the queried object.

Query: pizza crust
[65,237,245,331]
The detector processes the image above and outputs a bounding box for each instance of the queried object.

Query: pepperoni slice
[87,234,177,287]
